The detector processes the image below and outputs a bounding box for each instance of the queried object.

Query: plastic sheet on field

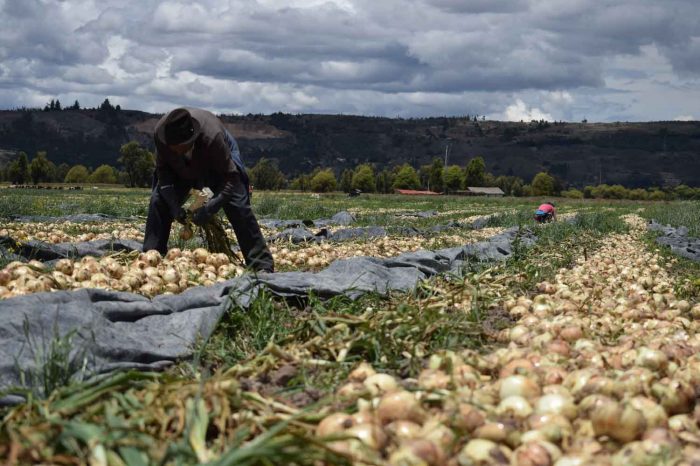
[0,226,535,404]
[260,210,356,229]
[648,220,700,262]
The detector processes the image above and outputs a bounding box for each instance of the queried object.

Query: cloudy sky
[0,0,698,121]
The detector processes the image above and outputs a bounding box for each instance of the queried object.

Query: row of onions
[0,222,144,243]
[311,215,700,465]
[0,249,242,298]
[0,226,503,298]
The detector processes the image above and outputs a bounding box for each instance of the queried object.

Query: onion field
[1,187,699,466]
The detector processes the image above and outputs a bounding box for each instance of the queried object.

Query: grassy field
[1,189,700,465]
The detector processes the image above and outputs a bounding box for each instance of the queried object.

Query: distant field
[0,185,641,220]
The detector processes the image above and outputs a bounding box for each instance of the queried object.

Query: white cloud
[674,115,695,121]
[502,99,554,122]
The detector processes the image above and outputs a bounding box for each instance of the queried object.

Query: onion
[449,403,485,432]
[162,268,180,284]
[496,396,533,419]
[193,248,209,264]
[346,423,387,450]
[457,439,511,465]
[386,420,422,440]
[527,414,572,446]
[363,373,398,396]
[389,439,443,466]
[54,259,74,276]
[420,418,455,451]
[651,379,694,415]
[73,266,92,282]
[499,358,536,378]
[337,382,365,400]
[513,441,561,466]
[535,394,577,420]
[143,250,162,267]
[474,422,508,443]
[418,369,450,390]
[635,347,668,373]
[166,248,182,260]
[316,412,354,437]
[591,398,645,443]
[628,396,668,429]
[105,262,124,279]
[377,390,425,425]
[499,375,541,401]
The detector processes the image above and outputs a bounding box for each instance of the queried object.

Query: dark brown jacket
[153,108,240,190]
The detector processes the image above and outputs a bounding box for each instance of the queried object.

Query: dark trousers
[143,181,274,272]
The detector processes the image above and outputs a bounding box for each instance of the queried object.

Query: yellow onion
[389,439,444,466]
[143,250,162,267]
[457,439,511,465]
[345,423,387,450]
[591,398,645,443]
[635,347,668,373]
[316,412,354,437]
[385,420,422,440]
[53,259,74,276]
[499,375,541,401]
[535,394,577,420]
[418,369,450,390]
[364,373,398,396]
[377,390,425,425]
[337,382,365,400]
[448,403,485,432]
[496,395,533,419]
[513,441,561,466]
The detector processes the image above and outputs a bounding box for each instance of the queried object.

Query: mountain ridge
[0,108,698,187]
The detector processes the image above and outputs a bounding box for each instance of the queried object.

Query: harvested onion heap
[0,221,143,243]
[0,249,243,299]
[313,215,700,465]
[269,228,503,269]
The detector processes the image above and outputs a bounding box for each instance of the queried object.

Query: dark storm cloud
[0,0,698,120]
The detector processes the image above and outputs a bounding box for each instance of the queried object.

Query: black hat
[159,108,201,146]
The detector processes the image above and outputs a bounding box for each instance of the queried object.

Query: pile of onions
[0,248,243,299]
[268,228,503,270]
[312,215,700,465]
[0,221,144,243]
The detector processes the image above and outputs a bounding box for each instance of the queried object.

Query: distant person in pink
[534,202,556,223]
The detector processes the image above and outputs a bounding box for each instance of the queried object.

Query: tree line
[1,141,699,200]
[249,156,700,200]
[0,141,154,187]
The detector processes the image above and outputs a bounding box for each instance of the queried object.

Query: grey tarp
[0,227,534,404]
[648,220,700,262]
[259,211,356,229]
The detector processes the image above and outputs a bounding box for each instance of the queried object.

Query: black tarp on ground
[648,220,700,262]
[0,227,535,403]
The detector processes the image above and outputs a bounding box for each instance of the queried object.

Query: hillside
[1,108,699,187]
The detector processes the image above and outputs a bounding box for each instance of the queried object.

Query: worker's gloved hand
[174,208,188,225]
[192,207,213,226]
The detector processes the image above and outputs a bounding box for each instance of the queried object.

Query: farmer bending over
[534,201,556,223]
[143,107,274,272]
